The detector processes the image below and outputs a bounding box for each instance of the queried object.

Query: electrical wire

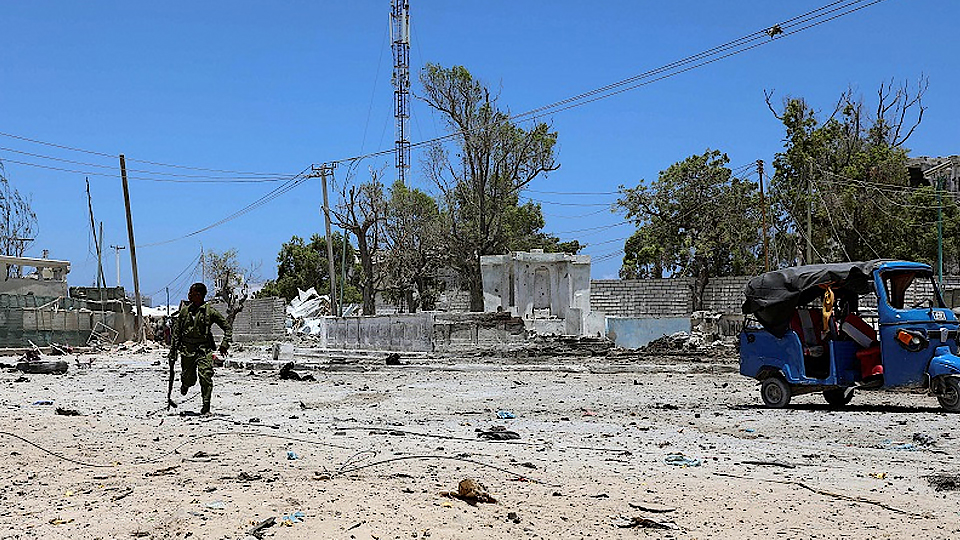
[0,131,292,176]
[136,166,313,248]
[330,0,888,167]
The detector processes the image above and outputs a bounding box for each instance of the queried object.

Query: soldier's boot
[200,402,211,415]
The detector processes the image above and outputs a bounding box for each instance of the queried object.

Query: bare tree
[204,248,258,328]
[0,162,38,277]
[332,167,387,316]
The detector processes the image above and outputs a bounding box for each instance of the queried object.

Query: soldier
[169,282,231,415]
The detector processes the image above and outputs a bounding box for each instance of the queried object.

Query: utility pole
[757,160,769,272]
[391,0,411,184]
[340,228,349,317]
[119,154,145,342]
[85,178,107,288]
[110,244,126,287]
[313,164,338,316]
[806,168,813,265]
[923,157,960,288]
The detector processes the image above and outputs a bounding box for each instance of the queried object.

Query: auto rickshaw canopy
[741,260,896,338]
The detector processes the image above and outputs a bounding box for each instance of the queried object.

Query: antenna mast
[391,0,411,184]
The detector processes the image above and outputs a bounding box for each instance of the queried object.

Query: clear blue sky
[1,1,956,304]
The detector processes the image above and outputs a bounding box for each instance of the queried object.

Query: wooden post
[757,160,769,272]
[318,165,338,317]
[120,154,145,342]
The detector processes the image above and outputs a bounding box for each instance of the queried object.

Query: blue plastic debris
[287,451,299,460]
[497,410,516,419]
[32,400,54,406]
[281,511,307,526]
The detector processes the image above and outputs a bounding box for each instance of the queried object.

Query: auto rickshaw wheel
[823,387,854,407]
[937,377,960,412]
[760,376,791,408]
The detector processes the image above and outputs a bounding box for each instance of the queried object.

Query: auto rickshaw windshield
[881,270,943,309]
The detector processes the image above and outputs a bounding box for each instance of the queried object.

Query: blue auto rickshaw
[739,260,960,411]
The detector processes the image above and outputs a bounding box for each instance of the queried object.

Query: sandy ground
[2,344,959,540]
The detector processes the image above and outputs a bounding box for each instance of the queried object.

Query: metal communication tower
[391,0,411,184]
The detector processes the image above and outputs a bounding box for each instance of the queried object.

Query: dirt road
[2,345,958,539]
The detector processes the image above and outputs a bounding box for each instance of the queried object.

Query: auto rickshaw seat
[790,309,825,357]
[790,309,831,378]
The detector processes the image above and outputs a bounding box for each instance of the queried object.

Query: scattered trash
[145,465,180,477]
[247,517,276,539]
[926,474,960,492]
[205,500,226,510]
[55,407,81,416]
[32,400,54,406]
[112,487,134,501]
[506,511,521,524]
[913,433,936,447]
[869,472,887,479]
[48,517,74,525]
[581,409,598,417]
[385,353,402,366]
[280,511,306,526]
[877,440,918,451]
[18,359,68,375]
[279,362,315,382]
[664,453,701,467]
[614,516,680,530]
[496,410,515,419]
[519,462,537,469]
[49,343,74,356]
[440,478,497,505]
[628,503,676,513]
[287,451,299,460]
[741,460,795,469]
[477,426,520,440]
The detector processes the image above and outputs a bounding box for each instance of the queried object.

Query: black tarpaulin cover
[742,260,889,337]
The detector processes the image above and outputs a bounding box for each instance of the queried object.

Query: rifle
[166,311,184,410]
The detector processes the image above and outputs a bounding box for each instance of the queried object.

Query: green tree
[616,150,762,307]
[765,78,950,267]
[257,233,361,304]
[383,181,444,312]
[421,64,559,311]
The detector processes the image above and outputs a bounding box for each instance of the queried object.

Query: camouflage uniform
[169,302,231,413]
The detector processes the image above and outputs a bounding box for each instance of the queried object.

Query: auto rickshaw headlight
[896,329,928,352]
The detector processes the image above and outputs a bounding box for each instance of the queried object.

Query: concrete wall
[482,251,591,320]
[0,294,108,347]
[0,278,67,297]
[590,276,753,318]
[590,278,694,318]
[209,297,286,343]
[319,313,435,352]
[605,316,692,349]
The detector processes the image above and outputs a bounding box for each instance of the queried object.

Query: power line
[330,0,889,167]
[0,156,296,183]
[137,166,313,248]
[0,130,292,176]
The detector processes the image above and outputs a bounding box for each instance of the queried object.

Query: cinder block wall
[590,278,695,318]
[209,297,286,343]
[590,276,752,318]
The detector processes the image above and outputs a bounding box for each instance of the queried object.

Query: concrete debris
[288,288,331,319]
[640,330,734,354]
